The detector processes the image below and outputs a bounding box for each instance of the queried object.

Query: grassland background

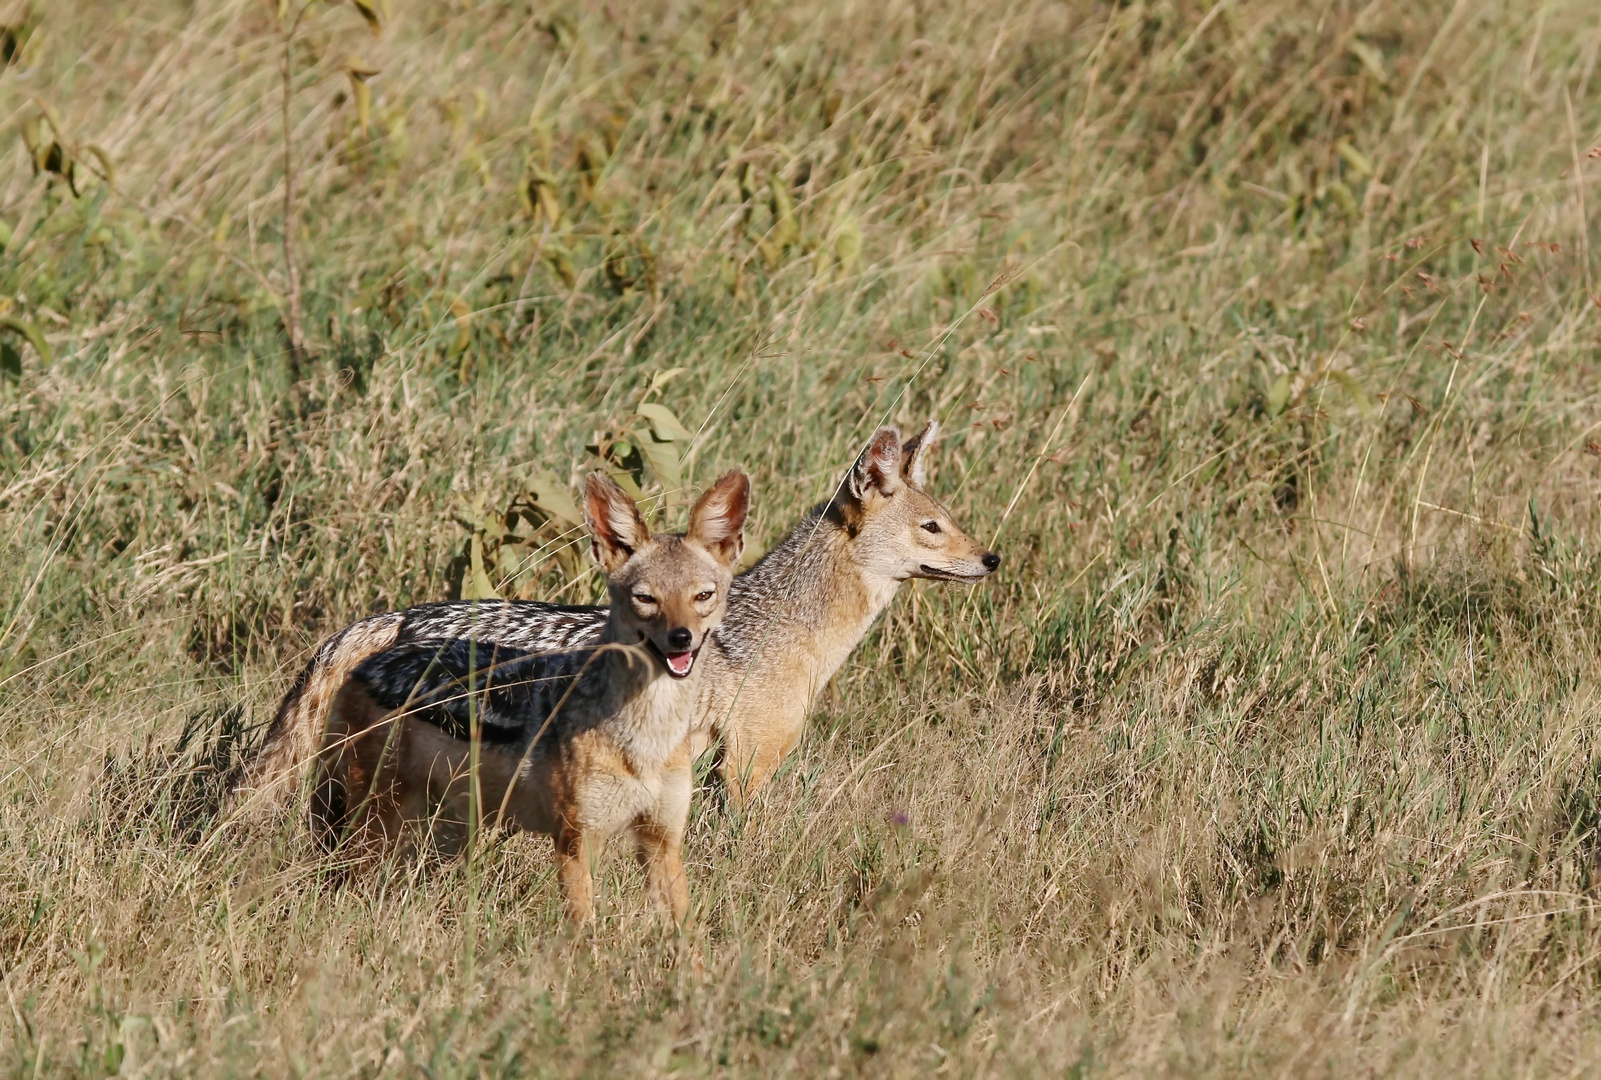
[5,0,1601,1075]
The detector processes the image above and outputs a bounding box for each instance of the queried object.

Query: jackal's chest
[571,767,676,836]
[568,676,697,835]
[614,677,696,757]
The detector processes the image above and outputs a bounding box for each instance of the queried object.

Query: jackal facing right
[694,421,999,798]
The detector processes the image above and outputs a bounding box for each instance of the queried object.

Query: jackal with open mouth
[314,470,748,923]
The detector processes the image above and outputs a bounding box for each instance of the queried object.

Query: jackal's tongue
[664,650,695,677]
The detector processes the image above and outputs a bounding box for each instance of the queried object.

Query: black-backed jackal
[237,421,995,816]
[315,470,749,923]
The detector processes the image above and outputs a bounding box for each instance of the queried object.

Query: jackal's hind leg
[315,688,407,860]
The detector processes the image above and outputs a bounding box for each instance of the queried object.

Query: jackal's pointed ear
[846,427,903,502]
[584,473,650,574]
[686,468,750,567]
[900,420,938,487]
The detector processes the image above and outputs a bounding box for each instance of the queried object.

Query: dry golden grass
[6,0,1601,1074]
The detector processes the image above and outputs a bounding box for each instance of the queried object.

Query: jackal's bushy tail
[230,614,405,819]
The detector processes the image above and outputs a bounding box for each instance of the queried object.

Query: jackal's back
[236,600,607,814]
[352,637,595,748]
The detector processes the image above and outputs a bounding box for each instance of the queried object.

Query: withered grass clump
[6,0,1601,1075]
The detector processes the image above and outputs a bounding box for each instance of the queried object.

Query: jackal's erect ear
[686,468,750,567]
[899,420,938,487]
[845,427,903,502]
[584,472,651,574]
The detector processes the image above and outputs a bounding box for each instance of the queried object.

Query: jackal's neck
[717,504,900,690]
[592,629,699,770]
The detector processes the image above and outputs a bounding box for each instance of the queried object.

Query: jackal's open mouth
[918,564,990,582]
[645,639,699,678]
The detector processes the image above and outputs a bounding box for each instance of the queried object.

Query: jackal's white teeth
[665,650,695,677]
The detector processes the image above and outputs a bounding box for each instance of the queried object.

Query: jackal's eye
[633,592,658,606]
[694,589,715,603]
[920,521,942,534]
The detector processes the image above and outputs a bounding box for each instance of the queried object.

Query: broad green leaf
[39,142,76,195]
[574,136,605,203]
[0,317,51,365]
[1348,39,1387,83]
[647,367,685,396]
[526,468,582,527]
[535,178,560,224]
[463,534,501,600]
[638,436,682,501]
[521,165,560,224]
[351,0,382,35]
[345,57,379,136]
[1335,139,1374,179]
[448,296,471,355]
[1327,370,1370,412]
[1,24,33,68]
[604,466,643,498]
[83,143,116,185]
[33,99,66,177]
[455,493,503,540]
[1266,373,1291,417]
[351,79,372,136]
[544,244,576,289]
[18,113,41,162]
[33,98,64,139]
[637,402,693,442]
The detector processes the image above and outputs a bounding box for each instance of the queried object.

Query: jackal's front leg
[633,819,689,924]
[635,768,692,923]
[554,826,596,923]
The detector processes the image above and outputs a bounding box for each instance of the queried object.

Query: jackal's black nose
[982,552,1001,572]
[666,627,693,650]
